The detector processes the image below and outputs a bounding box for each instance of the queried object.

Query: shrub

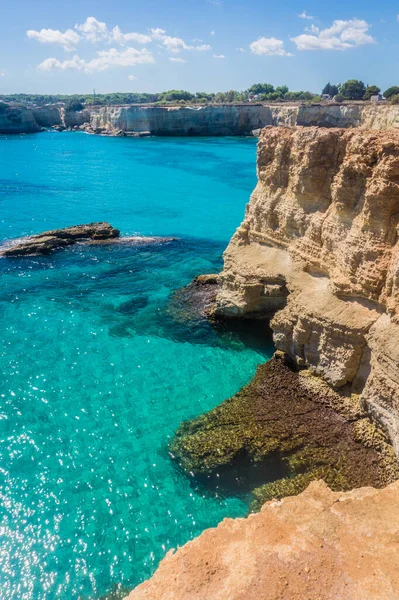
[384,87,399,99]
[390,95,399,105]
[65,100,84,112]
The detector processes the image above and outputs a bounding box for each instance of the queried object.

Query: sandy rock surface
[126,480,399,600]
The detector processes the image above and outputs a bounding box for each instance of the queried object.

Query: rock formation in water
[126,479,399,600]
[1,222,120,256]
[3,102,399,135]
[214,126,399,456]
[171,353,398,506]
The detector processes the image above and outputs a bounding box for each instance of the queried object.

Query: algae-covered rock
[170,354,399,505]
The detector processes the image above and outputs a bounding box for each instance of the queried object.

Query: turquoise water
[0,133,273,599]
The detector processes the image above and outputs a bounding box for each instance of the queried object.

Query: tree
[384,86,399,99]
[363,85,381,100]
[322,83,339,97]
[340,80,366,100]
[65,100,84,112]
[248,83,275,96]
[275,85,289,96]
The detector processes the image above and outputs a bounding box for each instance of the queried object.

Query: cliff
[126,480,399,600]
[215,126,399,455]
[3,102,399,135]
[0,104,41,133]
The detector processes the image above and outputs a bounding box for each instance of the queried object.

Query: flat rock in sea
[0,224,176,257]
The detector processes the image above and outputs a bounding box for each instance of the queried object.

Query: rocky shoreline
[122,124,399,598]
[170,352,398,509]
[2,102,399,135]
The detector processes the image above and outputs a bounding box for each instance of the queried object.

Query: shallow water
[0,133,274,599]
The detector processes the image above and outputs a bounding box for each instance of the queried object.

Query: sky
[1,0,399,95]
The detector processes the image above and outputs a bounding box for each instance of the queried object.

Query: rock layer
[215,126,399,454]
[1,222,120,256]
[126,479,399,600]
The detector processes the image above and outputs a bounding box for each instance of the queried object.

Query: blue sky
[1,0,398,94]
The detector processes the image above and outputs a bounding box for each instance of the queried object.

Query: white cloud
[236,47,245,52]
[298,11,314,19]
[250,37,293,56]
[213,53,225,58]
[111,26,152,45]
[210,30,215,36]
[75,17,108,43]
[305,24,319,34]
[150,28,211,53]
[38,47,155,73]
[128,74,137,80]
[291,18,375,51]
[0,69,6,76]
[169,57,187,63]
[27,27,80,51]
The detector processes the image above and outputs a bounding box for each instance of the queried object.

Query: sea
[0,132,274,599]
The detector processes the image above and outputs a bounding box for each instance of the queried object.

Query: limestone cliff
[126,480,399,600]
[3,102,399,135]
[0,104,41,133]
[215,126,399,454]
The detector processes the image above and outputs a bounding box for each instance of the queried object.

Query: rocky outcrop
[214,126,399,454]
[170,353,398,507]
[1,222,120,256]
[126,479,399,600]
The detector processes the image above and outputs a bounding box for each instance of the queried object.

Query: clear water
[0,133,273,599]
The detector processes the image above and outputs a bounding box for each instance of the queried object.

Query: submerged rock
[1,222,120,257]
[170,353,398,507]
[126,479,399,600]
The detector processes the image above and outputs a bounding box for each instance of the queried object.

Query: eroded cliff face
[3,103,399,135]
[127,480,399,600]
[215,126,399,454]
[0,105,41,133]
[88,104,274,135]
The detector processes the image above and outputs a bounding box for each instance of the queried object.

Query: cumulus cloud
[0,69,6,76]
[38,47,155,73]
[75,17,108,43]
[27,27,80,51]
[210,30,215,36]
[291,18,375,51]
[111,26,152,45]
[250,37,293,56]
[298,11,314,19]
[213,53,225,58]
[128,74,137,80]
[169,57,187,63]
[150,28,211,53]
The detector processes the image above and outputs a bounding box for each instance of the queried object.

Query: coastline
[2,101,399,136]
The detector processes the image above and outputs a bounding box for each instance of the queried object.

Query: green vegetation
[340,79,366,100]
[64,99,84,112]
[322,82,339,97]
[363,85,381,100]
[384,86,399,99]
[0,84,320,107]
[0,80,396,108]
